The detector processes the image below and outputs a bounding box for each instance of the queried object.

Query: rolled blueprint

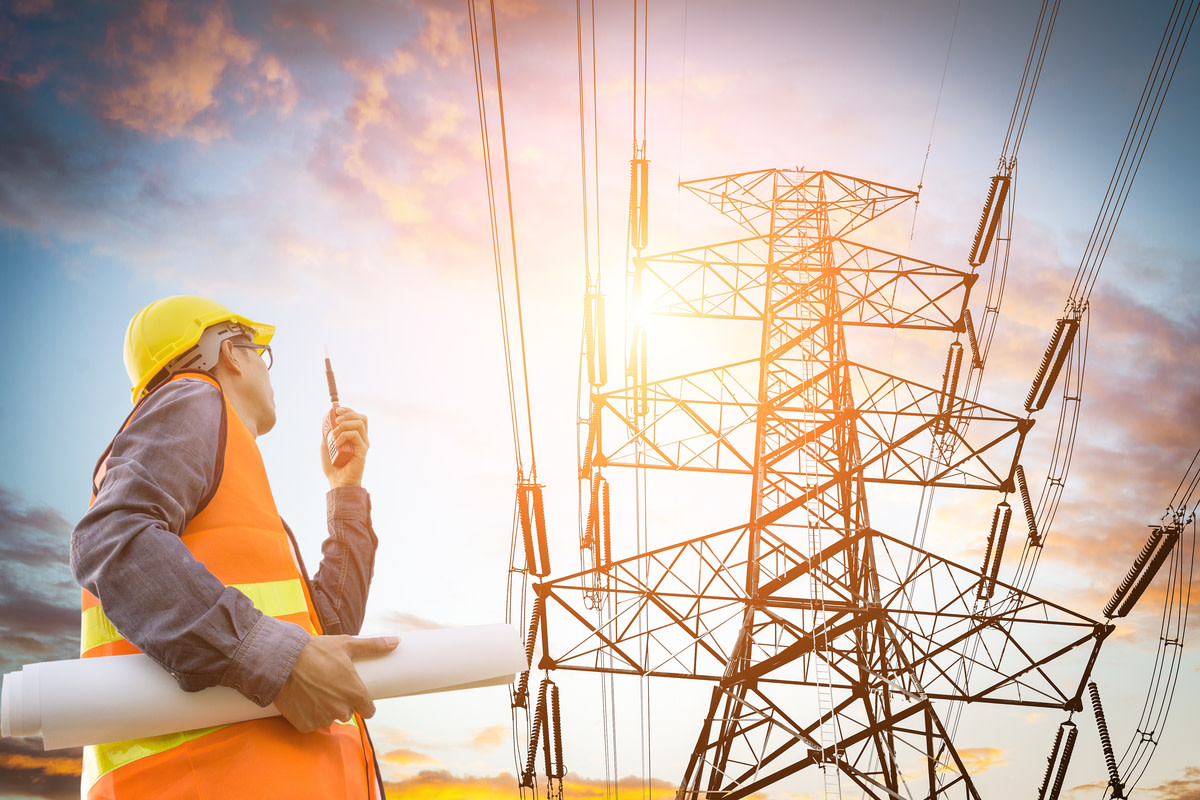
[1,624,526,750]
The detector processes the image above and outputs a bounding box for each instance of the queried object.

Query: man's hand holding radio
[321,406,369,488]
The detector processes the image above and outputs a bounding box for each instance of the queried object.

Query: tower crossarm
[538,527,1100,707]
[596,360,1031,504]
[679,169,917,239]
[636,235,975,329]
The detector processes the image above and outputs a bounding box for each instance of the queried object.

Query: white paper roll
[1,624,526,750]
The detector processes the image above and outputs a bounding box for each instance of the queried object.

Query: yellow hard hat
[124,295,275,402]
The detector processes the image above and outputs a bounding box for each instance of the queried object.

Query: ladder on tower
[810,516,842,799]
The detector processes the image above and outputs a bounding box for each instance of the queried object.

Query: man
[71,295,394,799]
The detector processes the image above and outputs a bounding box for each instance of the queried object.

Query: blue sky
[1,1,1198,798]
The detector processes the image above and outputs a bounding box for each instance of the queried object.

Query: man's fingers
[357,697,378,719]
[348,635,400,658]
[333,417,369,450]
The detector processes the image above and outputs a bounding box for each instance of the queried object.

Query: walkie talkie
[322,347,354,467]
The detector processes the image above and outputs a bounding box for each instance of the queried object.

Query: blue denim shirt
[71,377,378,707]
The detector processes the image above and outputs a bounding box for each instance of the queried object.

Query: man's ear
[214,339,243,376]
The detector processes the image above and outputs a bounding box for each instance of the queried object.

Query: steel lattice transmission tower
[529,169,1109,799]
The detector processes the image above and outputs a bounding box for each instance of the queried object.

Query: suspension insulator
[1089,682,1125,798]
[968,173,1011,267]
[977,502,1012,601]
[630,157,649,250]
[935,342,963,435]
[581,402,600,479]
[519,484,551,577]
[537,681,554,783]
[521,680,550,788]
[584,473,604,569]
[988,504,1011,586]
[629,326,648,417]
[1025,317,1079,413]
[601,477,611,567]
[549,683,565,779]
[1015,465,1040,547]
[1103,524,1181,618]
[1036,721,1078,800]
[585,293,608,387]
[582,473,598,552]
[964,308,983,369]
[513,597,543,709]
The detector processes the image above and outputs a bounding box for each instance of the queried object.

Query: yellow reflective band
[81,578,311,652]
[83,725,227,789]
[82,718,361,789]
[230,578,310,622]
[80,605,122,653]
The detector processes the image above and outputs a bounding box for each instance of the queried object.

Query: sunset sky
[1,1,1198,799]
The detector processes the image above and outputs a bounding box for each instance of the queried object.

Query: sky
[1,0,1198,799]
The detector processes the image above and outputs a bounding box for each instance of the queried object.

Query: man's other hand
[274,634,399,733]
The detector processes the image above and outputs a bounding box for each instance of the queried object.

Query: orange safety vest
[79,372,380,800]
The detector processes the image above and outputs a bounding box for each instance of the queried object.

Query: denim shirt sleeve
[71,378,377,707]
[304,487,377,636]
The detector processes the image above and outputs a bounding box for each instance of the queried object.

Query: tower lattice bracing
[539,169,1108,799]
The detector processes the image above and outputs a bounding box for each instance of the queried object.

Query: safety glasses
[230,342,273,370]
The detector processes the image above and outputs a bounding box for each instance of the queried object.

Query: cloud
[249,53,298,118]
[920,257,1200,630]
[383,770,517,800]
[1064,767,1200,800]
[469,724,507,750]
[0,12,49,89]
[1138,766,1200,800]
[379,770,725,800]
[8,0,56,14]
[94,0,300,141]
[417,6,465,68]
[96,0,256,140]
[933,747,1006,775]
[382,747,440,767]
[0,486,80,674]
[0,738,81,800]
[1002,282,1200,626]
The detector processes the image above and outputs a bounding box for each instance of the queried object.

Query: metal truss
[538,527,1106,708]
[541,168,1105,799]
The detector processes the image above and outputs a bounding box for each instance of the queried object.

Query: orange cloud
[382,747,439,767]
[1138,766,1200,800]
[384,770,518,800]
[96,0,298,140]
[943,747,1006,774]
[381,770,752,800]
[254,54,297,117]
[345,50,417,132]
[0,751,81,776]
[564,773,681,799]
[418,7,465,67]
[469,724,508,750]
[98,0,256,141]
[339,49,432,225]
[0,740,82,799]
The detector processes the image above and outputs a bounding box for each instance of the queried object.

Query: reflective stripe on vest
[81,718,363,789]
[80,373,378,800]
[81,579,311,654]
